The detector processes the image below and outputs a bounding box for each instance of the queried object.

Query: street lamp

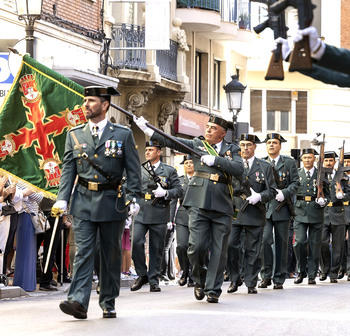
[223,74,246,142]
[15,0,43,58]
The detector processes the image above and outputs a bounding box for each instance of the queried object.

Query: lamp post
[223,74,246,142]
[15,0,43,58]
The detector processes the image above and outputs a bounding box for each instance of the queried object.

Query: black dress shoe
[103,309,116,318]
[258,279,272,288]
[227,281,240,293]
[194,285,205,300]
[338,270,345,279]
[308,278,316,285]
[319,273,327,281]
[39,283,58,291]
[294,272,307,284]
[330,278,338,283]
[273,283,283,289]
[179,273,188,286]
[59,300,87,319]
[248,287,257,294]
[187,279,195,287]
[223,271,230,282]
[130,276,148,291]
[150,284,161,292]
[347,275,350,281]
[63,276,72,283]
[207,293,219,303]
[50,279,58,287]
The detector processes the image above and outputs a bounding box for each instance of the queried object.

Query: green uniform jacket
[135,161,182,224]
[232,158,277,226]
[294,168,330,224]
[151,133,244,214]
[57,121,141,222]
[170,175,190,226]
[324,173,350,225]
[263,155,300,221]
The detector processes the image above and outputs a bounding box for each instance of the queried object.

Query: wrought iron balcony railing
[177,0,220,12]
[156,40,178,82]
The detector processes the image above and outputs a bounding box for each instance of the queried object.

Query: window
[195,52,201,105]
[213,60,220,110]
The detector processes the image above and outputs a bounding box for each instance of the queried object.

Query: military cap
[324,151,338,159]
[262,133,287,143]
[301,148,319,156]
[208,115,232,130]
[239,133,261,144]
[344,152,350,160]
[84,86,121,97]
[180,154,192,164]
[145,141,162,149]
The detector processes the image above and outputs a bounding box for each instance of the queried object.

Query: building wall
[341,0,350,48]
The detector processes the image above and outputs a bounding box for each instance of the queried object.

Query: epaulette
[69,123,86,132]
[198,135,205,140]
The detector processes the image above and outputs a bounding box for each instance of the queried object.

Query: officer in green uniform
[170,155,195,287]
[134,115,244,303]
[130,141,182,293]
[227,134,277,295]
[320,151,350,283]
[54,86,141,319]
[259,133,300,290]
[293,149,329,285]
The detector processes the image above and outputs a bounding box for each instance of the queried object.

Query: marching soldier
[54,86,142,319]
[130,141,182,293]
[227,134,276,295]
[259,133,300,290]
[134,115,243,303]
[170,155,195,287]
[293,149,329,285]
[320,151,350,283]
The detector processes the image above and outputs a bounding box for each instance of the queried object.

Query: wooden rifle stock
[110,103,202,158]
[265,43,284,80]
[289,36,313,72]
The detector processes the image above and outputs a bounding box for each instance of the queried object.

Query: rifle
[270,0,316,72]
[270,166,296,217]
[316,134,332,199]
[334,141,350,194]
[141,160,170,207]
[250,0,288,80]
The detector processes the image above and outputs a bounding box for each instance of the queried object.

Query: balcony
[177,0,220,12]
[156,40,178,82]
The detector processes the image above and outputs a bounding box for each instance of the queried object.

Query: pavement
[1,276,350,336]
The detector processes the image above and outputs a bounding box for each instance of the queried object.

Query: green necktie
[92,125,99,146]
[306,171,311,179]
[244,160,249,175]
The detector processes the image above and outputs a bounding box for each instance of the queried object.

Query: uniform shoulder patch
[69,123,86,132]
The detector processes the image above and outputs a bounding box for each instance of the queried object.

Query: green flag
[0,54,85,199]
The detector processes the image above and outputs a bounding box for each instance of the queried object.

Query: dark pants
[161,228,175,280]
[293,221,323,279]
[132,222,167,286]
[176,224,193,278]
[287,225,297,275]
[188,207,231,297]
[260,218,290,284]
[3,213,18,274]
[320,222,346,279]
[68,218,125,311]
[228,224,264,288]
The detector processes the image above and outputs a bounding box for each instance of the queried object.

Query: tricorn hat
[208,115,232,130]
[344,152,350,160]
[239,133,261,144]
[301,148,319,156]
[84,86,121,97]
[180,154,192,164]
[262,133,287,143]
[324,151,338,159]
[145,141,162,149]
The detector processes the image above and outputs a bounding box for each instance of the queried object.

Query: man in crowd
[130,141,182,293]
[53,86,141,319]
[259,133,300,290]
[293,149,329,285]
[320,151,350,283]
[227,134,276,295]
[134,115,243,303]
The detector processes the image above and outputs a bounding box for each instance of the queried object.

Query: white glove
[247,188,262,205]
[336,192,345,200]
[125,215,132,228]
[152,183,167,198]
[275,189,285,202]
[133,115,154,137]
[316,197,326,207]
[293,26,325,60]
[274,37,291,61]
[167,222,173,230]
[52,200,67,212]
[201,155,216,167]
[129,202,140,216]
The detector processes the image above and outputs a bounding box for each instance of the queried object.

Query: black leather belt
[193,171,228,184]
[78,177,120,191]
[328,201,344,207]
[297,196,316,202]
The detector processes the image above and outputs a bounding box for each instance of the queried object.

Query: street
[1,277,350,336]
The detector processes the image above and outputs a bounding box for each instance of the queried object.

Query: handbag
[1,203,17,216]
[31,209,51,234]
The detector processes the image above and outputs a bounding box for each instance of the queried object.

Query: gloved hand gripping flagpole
[44,207,64,274]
